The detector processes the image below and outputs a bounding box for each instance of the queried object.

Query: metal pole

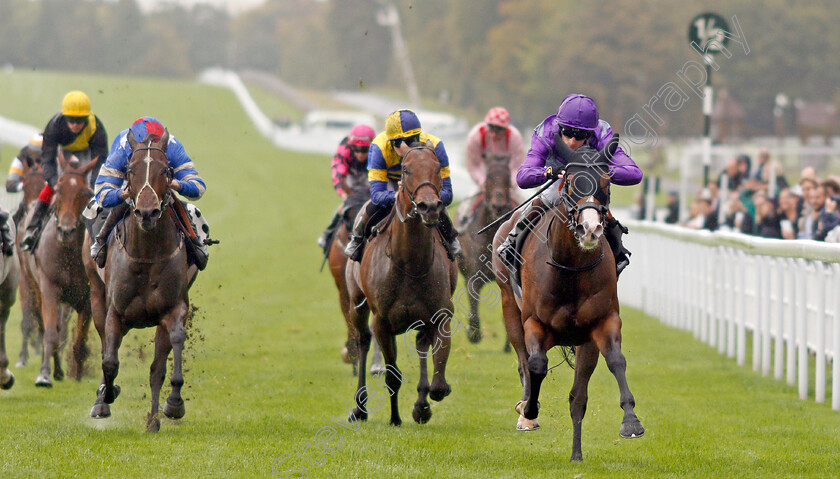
[377,3,421,107]
[702,57,713,187]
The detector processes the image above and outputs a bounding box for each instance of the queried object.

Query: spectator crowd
[666,147,840,242]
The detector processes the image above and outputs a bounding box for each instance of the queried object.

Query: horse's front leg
[69,301,92,380]
[569,341,599,462]
[465,269,483,343]
[373,320,401,426]
[411,328,432,424]
[429,313,452,402]
[521,317,548,422]
[593,312,645,440]
[147,324,172,432]
[35,283,60,387]
[162,302,188,421]
[90,308,124,418]
[0,302,13,390]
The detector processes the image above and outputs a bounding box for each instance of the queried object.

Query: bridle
[396,146,441,223]
[125,146,173,219]
[559,171,609,233]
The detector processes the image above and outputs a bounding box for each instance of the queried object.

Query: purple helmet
[555,94,599,131]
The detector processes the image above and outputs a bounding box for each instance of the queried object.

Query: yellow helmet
[61,91,91,117]
[385,109,421,140]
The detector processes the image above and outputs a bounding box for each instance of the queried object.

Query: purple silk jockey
[498,94,643,277]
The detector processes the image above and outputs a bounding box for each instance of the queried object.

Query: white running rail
[619,220,840,409]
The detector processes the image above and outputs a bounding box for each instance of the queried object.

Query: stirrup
[91,240,107,268]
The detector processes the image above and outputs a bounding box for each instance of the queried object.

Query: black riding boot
[317,211,342,252]
[20,200,49,251]
[496,196,547,265]
[344,207,371,262]
[91,203,129,268]
[438,210,462,260]
[605,217,631,278]
[0,210,13,256]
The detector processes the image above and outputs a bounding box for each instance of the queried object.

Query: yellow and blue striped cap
[385,109,421,140]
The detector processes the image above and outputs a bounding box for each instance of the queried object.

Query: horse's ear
[597,134,619,164]
[80,156,100,175]
[127,129,139,150]
[159,128,170,148]
[553,132,574,160]
[57,148,68,171]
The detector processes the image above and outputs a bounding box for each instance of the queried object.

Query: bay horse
[85,130,198,432]
[21,151,98,386]
[456,155,516,346]
[14,158,46,368]
[327,187,369,375]
[492,137,644,461]
[345,142,458,425]
[0,219,20,390]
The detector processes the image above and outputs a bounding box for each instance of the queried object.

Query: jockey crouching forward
[21,90,109,250]
[458,107,525,226]
[316,124,375,252]
[344,109,461,262]
[89,116,210,270]
[497,94,642,277]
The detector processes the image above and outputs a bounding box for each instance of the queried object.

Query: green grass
[243,83,305,124]
[1,70,840,478]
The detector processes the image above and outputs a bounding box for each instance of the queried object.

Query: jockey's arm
[6,154,24,193]
[166,139,205,200]
[465,127,486,186]
[95,136,129,208]
[432,141,453,206]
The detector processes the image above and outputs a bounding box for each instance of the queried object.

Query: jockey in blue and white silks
[89,116,208,268]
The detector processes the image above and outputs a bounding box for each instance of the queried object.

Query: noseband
[397,146,441,222]
[126,146,173,219]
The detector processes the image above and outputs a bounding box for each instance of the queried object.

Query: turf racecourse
[1,71,839,479]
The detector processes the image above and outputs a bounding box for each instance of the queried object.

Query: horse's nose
[134,207,161,222]
[416,200,443,215]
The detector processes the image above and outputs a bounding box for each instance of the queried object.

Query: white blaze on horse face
[137,150,162,208]
[578,196,603,249]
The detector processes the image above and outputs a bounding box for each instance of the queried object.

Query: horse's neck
[389,208,436,267]
[123,209,179,257]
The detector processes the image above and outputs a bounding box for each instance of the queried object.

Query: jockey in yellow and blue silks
[344,109,461,261]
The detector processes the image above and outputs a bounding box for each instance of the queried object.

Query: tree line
[1,0,838,136]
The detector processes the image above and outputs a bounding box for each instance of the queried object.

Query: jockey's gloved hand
[544,166,562,180]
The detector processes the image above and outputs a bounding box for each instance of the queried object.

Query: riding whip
[476,177,559,235]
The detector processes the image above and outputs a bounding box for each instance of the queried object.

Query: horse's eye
[403,169,411,175]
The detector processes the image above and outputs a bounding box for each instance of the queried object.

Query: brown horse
[85,130,198,432]
[0,219,20,389]
[456,155,516,346]
[327,187,368,375]
[345,143,458,425]
[14,158,46,368]
[21,152,98,386]
[492,138,644,462]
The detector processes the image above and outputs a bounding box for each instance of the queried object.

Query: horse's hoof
[1,371,14,390]
[15,360,26,368]
[146,415,161,433]
[516,415,540,431]
[35,374,52,387]
[389,417,402,427]
[90,402,111,419]
[341,347,352,364]
[102,385,122,404]
[370,363,386,376]
[53,369,64,381]
[466,327,482,344]
[412,402,432,424]
[163,398,186,419]
[348,408,367,423]
[429,384,451,402]
[570,452,583,462]
[619,419,645,439]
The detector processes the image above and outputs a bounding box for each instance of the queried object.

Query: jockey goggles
[488,124,505,133]
[350,145,370,154]
[66,116,88,125]
[560,126,591,141]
